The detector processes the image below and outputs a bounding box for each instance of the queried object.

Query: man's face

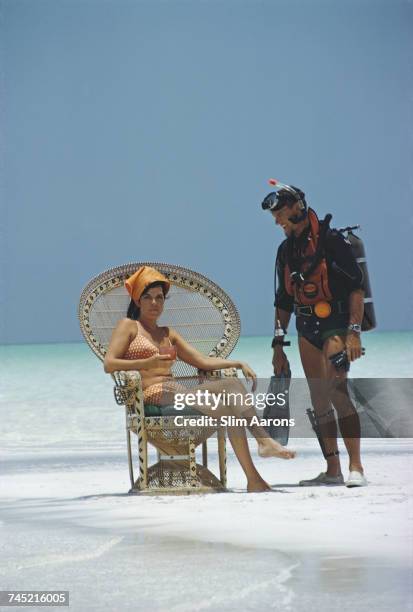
[271,204,299,237]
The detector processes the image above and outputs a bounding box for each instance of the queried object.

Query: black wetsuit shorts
[296,312,349,351]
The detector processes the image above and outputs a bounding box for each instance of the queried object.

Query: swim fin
[263,367,291,445]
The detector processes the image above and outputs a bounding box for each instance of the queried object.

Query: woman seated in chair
[104,266,295,492]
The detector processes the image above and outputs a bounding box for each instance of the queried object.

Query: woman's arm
[170,329,257,389]
[103,319,170,373]
[170,328,239,370]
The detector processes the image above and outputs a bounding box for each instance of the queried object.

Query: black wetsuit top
[274,223,363,312]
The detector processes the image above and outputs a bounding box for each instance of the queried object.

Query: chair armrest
[111,371,145,417]
[197,367,238,378]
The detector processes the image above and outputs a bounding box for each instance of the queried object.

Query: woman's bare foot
[258,439,296,459]
[247,478,272,492]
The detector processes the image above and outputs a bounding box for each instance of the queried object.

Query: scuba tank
[337,225,377,331]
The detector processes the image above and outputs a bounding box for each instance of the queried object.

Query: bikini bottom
[143,376,204,415]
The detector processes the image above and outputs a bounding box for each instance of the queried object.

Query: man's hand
[346,332,362,362]
[272,346,290,375]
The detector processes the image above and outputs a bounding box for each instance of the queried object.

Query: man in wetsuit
[262,183,367,487]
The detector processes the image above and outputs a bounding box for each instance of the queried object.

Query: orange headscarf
[125,266,170,302]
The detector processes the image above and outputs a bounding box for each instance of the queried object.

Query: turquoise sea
[1,331,412,449]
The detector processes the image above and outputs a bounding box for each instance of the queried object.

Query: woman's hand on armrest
[236,361,257,391]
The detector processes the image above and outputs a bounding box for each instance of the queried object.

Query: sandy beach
[1,438,412,611]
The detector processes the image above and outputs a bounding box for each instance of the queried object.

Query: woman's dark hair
[126,281,168,320]
[126,300,140,320]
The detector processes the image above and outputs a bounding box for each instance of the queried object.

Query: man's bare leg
[323,335,364,474]
[299,336,342,477]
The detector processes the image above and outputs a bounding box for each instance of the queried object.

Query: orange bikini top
[124,322,172,360]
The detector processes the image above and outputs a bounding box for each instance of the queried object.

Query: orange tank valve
[314,301,332,318]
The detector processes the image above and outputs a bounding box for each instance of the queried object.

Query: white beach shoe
[345,471,368,488]
[299,472,344,486]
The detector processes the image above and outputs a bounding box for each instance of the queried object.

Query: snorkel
[261,178,308,224]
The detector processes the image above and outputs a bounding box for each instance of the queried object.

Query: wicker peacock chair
[78,262,241,494]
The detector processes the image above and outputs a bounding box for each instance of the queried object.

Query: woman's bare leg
[158,377,294,490]
[218,378,295,459]
[226,424,272,492]
[173,377,296,460]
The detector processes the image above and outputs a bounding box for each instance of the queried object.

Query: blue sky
[1,0,412,343]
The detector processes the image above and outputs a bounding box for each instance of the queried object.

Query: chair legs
[218,427,227,487]
[138,429,148,490]
[126,428,134,490]
[189,438,197,488]
[127,422,227,494]
[202,441,208,468]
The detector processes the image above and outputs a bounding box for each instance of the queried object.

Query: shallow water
[1,331,412,448]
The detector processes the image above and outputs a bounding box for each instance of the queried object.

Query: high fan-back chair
[78,262,241,494]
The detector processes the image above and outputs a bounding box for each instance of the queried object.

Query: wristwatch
[348,323,362,334]
[272,319,291,348]
[271,337,291,348]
